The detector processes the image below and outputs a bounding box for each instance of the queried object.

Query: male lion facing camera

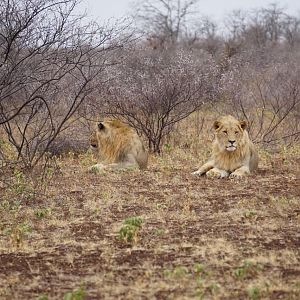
[90,120,148,171]
[192,115,258,178]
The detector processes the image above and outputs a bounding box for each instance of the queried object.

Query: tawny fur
[192,115,258,178]
[90,120,148,171]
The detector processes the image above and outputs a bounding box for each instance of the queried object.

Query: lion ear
[213,120,221,130]
[98,122,105,130]
[240,120,247,130]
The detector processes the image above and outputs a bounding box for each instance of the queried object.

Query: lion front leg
[206,167,229,178]
[229,166,250,178]
[192,161,214,176]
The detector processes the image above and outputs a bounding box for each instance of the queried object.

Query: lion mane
[192,115,258,178]
[90,119,148,171]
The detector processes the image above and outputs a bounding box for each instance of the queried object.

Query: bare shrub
[219,55,300,145]
[133,0,199,48]
[224,4,300,50]
[0,0,130,168]
[100,49,218,153]
[192,17,222,55]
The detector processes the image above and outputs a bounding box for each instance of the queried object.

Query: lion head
[213,115,247,153]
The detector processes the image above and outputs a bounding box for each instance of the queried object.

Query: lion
[192,115,258,178]
[89,119,148,171]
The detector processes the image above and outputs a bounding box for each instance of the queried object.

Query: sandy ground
[0,147,299,299]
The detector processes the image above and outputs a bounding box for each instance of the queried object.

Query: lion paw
[191,170,204,176]
[206,169,229,179]
[229,172,245,179]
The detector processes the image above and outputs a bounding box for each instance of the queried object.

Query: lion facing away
[192,115,258,178]
[89,120,148,171]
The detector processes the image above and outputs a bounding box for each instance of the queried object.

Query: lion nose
[229,140,235,144]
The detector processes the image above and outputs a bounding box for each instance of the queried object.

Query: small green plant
[118,216,144,244]
[89,165,101,174]
[244,210,257,219]
[35,208,52,219]
[248,287,261,300]
[195,287,205,299]
[164,266,189,279]
[5,169,36,202]
[173,266,189,278]
[4,222,32,236]
[164,143,172,153]
[37,295,49,300]
[195,278,220,299]
[154,228,165,236]
[124,216,144,227]
[3,222,33,247]
[1,199,22,211]
[234,261,261,280]
[234,267,247,279]
[194,263,207,276]
[208,282,221,295]
[64,286,86,300]
[118,225,137,243]
[18,223,32,233]
[155,203,168,210]
[12,170,28,195]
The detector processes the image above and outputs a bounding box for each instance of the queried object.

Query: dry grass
[0,127,300,300]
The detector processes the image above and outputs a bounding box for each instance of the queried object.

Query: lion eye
[235,131,239,134]
[223,130,227,134]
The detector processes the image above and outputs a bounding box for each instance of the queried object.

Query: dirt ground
[0,147,299,299]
